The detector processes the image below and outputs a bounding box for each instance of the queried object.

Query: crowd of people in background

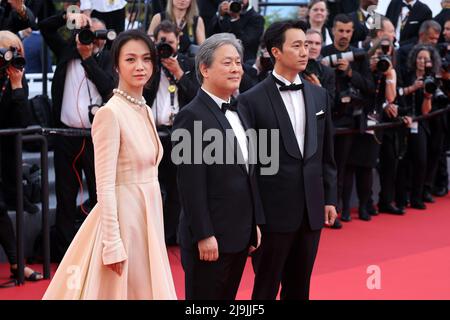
[0,0,450,285]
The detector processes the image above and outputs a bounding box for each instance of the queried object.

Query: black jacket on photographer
[0,1,36,33]
[209,4,264,62]
[144,53,199,114]
[0,71,32,206]
[321,44,375,128]
[38,12,115,128]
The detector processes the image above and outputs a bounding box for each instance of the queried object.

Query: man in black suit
[386,0,432,46]
[209,0,264,62]
[144,20,199,246]
[435,0,450,42]
[172,33,265,300]
[39,12,115,261]
[238,20,338,300]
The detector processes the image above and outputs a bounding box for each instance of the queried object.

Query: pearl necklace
[113,88,146,107]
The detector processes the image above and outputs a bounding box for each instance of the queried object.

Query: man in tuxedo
[144,20,199,245]
[349,0,378,48]
[238,20,338,300]
[386,0,432,46]
[172,33,264,300]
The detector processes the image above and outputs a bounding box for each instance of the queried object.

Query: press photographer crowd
[0,0,449,289]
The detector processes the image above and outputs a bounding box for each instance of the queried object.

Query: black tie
[402,2,412,10]
[221,98,238,113]
[272,74,304,91]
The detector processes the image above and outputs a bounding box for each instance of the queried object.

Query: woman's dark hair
[110,29,157,86]
[263,20,308,61]
[407,44,442,74]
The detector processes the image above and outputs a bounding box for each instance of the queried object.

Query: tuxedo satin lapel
[263,77,302,160]
[302,80,318,161]
[198,90,248,174]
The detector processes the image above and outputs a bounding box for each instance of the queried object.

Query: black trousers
[158,128,180,245]
[334,134,354,211]
[378,130,400,205]
[425,118,446,191]
[181,246,248,300]
[251,214,322,300]
[53,135,96,261]
[397,129,427,205]
[342,165,372,210]
[92,7,125,34]
[0,206,16,265]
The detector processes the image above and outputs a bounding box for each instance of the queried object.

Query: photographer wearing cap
[209,0,264,62]
[39,11,115,262]
[144,20,199,246]
[321,13,374,225]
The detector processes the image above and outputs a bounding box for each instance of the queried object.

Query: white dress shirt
[395,0,417,42]
[202,88,249,172]
[151,72,180,126]
[61,59,101,129]
[272,70,306,156]
[80,0,127,13]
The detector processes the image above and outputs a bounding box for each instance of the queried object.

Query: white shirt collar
[272,70,302,86]
[201,87,230,111]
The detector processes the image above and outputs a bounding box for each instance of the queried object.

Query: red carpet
[1,195,450,300]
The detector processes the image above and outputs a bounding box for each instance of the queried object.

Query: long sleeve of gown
[92,107,128,265]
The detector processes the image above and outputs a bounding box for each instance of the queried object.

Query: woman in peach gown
[43,30,177,299]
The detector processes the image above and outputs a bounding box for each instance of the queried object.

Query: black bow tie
[402,2,412,10]
[272,75,304,91]
[221,98,238,113]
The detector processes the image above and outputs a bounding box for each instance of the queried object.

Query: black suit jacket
[434,8,450,43]
[238,76,337,232]
[209,8,264,62]
[144,54,199,110]
[172,89,265,253]
[39,13,115,128]
[386,0,433,46]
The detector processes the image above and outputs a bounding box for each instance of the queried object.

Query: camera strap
[162,66,177,107]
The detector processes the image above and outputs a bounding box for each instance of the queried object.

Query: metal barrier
[0,105,448,285]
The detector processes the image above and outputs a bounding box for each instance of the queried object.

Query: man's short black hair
[333,13,354,28]
[263,20,308,61]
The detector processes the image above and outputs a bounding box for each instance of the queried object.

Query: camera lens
[157,42,174,59]
[78,29,95,45]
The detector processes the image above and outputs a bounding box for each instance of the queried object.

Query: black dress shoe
[366,203,379,216]
[341,209,351,222]
[358,207,372,221]
[422,191,435,203]
[433,187,448,197]
[410,200,427,210]
[378,203,405,215]
[330,218,343,229]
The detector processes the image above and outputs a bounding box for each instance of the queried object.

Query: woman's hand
[7,66,24,90]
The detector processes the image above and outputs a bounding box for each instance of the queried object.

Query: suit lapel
[263,76,302,160]
[301,79,318,161]
[198,90,248,174]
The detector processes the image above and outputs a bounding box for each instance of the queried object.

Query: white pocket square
[316,110,325,116]
[409,21,419,24]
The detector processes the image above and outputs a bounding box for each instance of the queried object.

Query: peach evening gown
[43,94,177,300]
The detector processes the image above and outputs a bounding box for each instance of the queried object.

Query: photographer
[396,44,441,210]
[0,31,43,283]
[144,20,199,245]
[0,0,36,33]
[39,12,115,262]
[321,14,374,224]
[304,29,336,102]
[348,0,379,48]
[209,0,264,62]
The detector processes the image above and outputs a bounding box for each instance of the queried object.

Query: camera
[376,40,391,73]
[304,59,323,80]
[0,47,26,71]
[76,27,117,45]
[321,48,366,68]
[339,84,364,111]
[423,65,438,95]
[229,0,243,13]
[157,37,175,59]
